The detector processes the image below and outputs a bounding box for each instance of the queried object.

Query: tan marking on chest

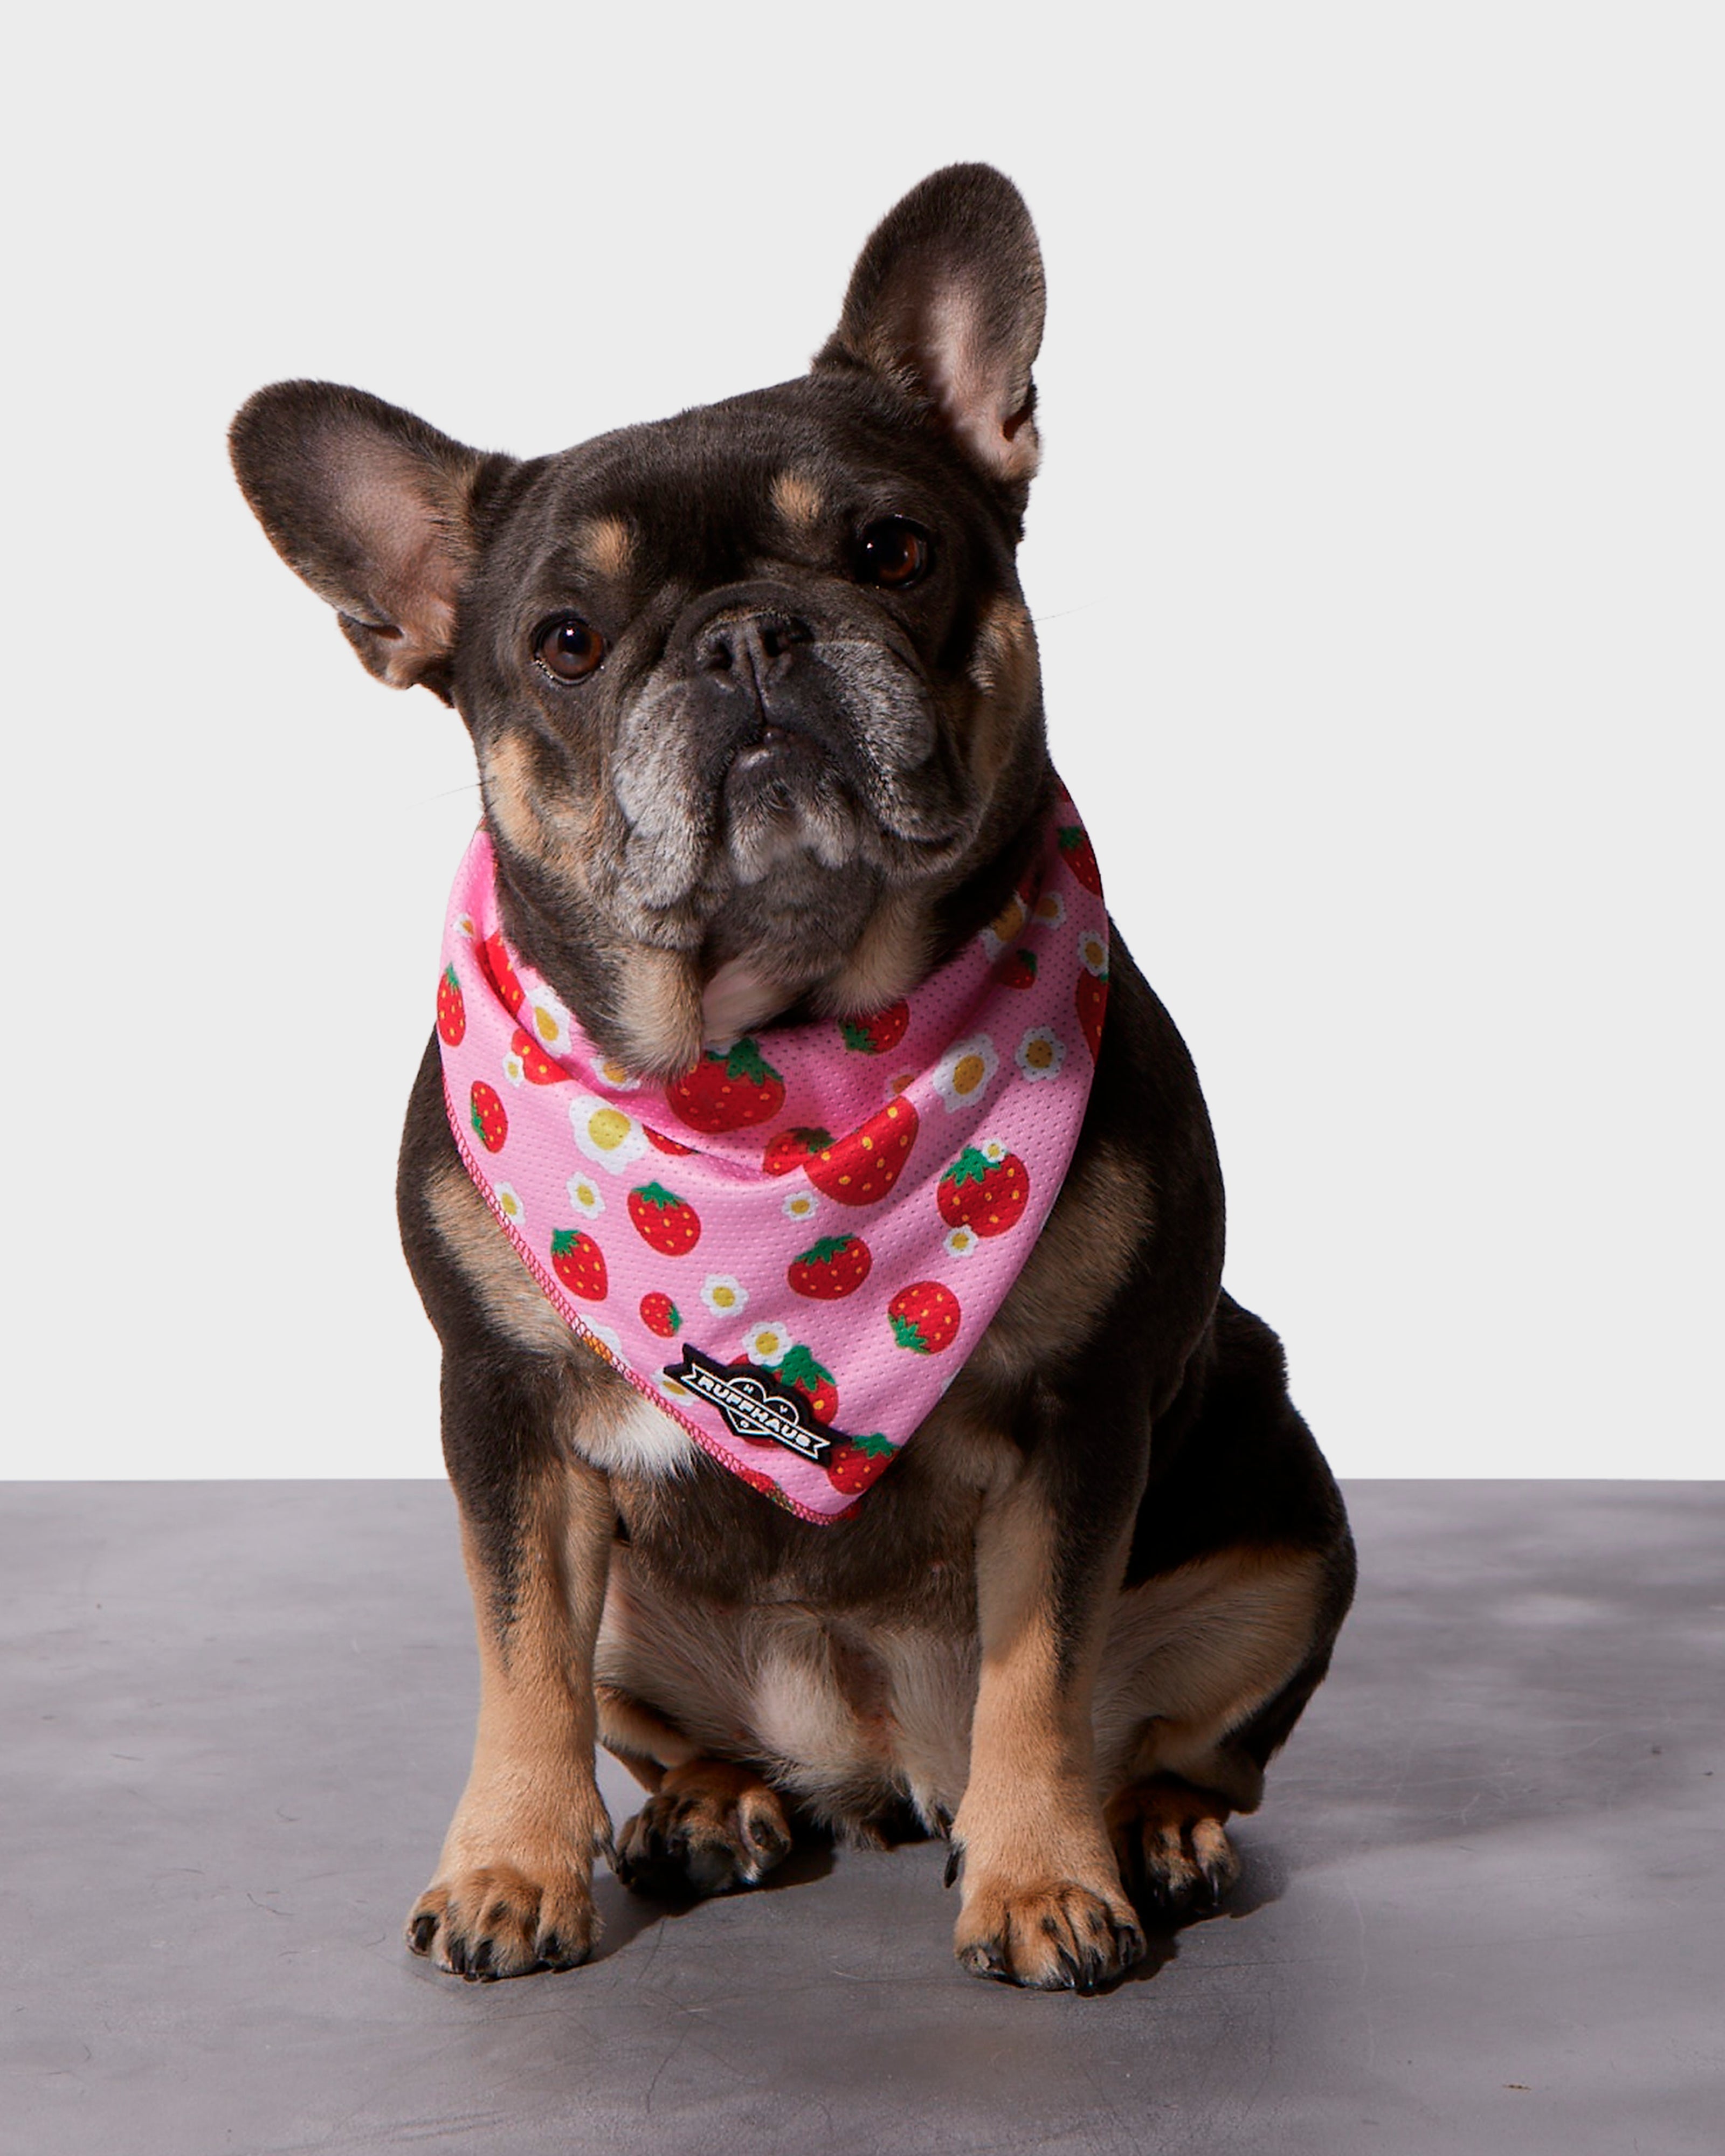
[610,942,705,1078]
[568,1387,695,1480]
[812,884,933,1019]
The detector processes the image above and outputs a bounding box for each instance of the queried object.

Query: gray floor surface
[4,1480,1720,2155]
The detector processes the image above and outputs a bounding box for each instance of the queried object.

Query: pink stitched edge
[440,1068,843,1528]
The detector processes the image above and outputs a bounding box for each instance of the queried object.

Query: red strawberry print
[777,1343,838,1426]
[436,964,466,1045]
[937,1144,1030,1237]
[1076,971,1108,1061]
[509,1026,565,1086]
[786,1235,873,1300]
[826,1432,896,1496]
[803,1098,919,1207]
[477,932,526,1015]
[468,1081,508,1153]
[997,948,1039,991]
[839,1001,909,1055]
[764,1127,832,1177]
[639,1291,681,1338]
[667,1038,785,1133]
[645,1126,696,1157]
[627,1182,701,1256]
[888,1281,961,1355]
[735,1464,779,1497]
[1057,824,1102,896]
[550,1228,608,1301]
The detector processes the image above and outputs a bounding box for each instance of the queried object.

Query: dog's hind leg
[1093,1543,1348,1917]
[595,1570,799,1898]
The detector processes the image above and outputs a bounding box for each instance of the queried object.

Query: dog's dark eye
[532,616,606,682]
[856,518,933,590]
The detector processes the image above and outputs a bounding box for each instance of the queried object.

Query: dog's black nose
[694,610,813,686]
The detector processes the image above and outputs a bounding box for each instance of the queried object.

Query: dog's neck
[487,753,1056,1080]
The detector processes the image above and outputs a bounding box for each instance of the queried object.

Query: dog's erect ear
[229,382,498,700]
[817,163,1046,498]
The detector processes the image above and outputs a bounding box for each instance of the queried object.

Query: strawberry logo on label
[1057,824,1102,896]
[803,1099,919,1207]
[786,1235,872,1300]
[723,1340,837,1432]
[825,1431,896,1495]
[627,1182,701,1256]
[937,1142,1030,1237]
[667,1037,785,1133]
[764,1127,831,1177]
[839,1001,909,1055]
[888,1281,961,1355]
[469,1081,508,1153]
[639,1291,681,1338]
[510,1026,566,1086]
[550,1228,608,1301]
[436,964,466,1045]
[477,932,526,1015]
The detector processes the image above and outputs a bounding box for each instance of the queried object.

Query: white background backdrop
[4,3,1718,1478]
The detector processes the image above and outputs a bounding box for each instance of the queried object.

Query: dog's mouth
[610,597,976,912]
[717,708,870,881]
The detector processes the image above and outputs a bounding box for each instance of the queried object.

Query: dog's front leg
[406,1362,614,1980]
[951,1453,1147,1990]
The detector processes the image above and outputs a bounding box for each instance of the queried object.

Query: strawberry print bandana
[436,797,1109,1523]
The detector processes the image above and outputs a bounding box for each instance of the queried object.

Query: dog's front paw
[615,1759,792,1897]
[1106,1777,1241,1917]
[953,1872,1147,1992]
[405,1858,598,1980]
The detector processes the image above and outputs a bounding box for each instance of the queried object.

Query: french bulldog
[230,163,1354,1992]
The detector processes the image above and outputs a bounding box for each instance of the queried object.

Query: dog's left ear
[817,163,1046,502]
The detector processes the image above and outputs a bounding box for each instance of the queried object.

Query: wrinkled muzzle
[611,581,974,907]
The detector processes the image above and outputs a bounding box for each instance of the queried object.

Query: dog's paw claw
[617,1762,792,1899]
[954,1877,1145,1991]
[1107,1779,1241,1922]
[405,1860,597,1981]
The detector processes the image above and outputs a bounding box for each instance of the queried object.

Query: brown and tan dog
[230,164,1354,1992]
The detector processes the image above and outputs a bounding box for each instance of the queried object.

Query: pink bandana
[436,797,1108,1523]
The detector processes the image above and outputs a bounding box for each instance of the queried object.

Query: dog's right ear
[229,382,502,701]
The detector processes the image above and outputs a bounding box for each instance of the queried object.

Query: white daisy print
[594,1055,640,1092]
[1031,888,1067,929]
[1016,1027,1066,1082]
[744,1319,795,1366]
[583,1321,624,1361]
[943,1225,982,1261]
[564,1173,605,1220]
[518,984,576,1055]
[932,1034,998,1113]
[978,892,1029,960]
[569,1094,649,1172]
[502,1048,527,1088]
[1078,928,1109,978]
[493,1183,526,1229]
[782,1188,822,1224]
[701,1274,750,1318]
